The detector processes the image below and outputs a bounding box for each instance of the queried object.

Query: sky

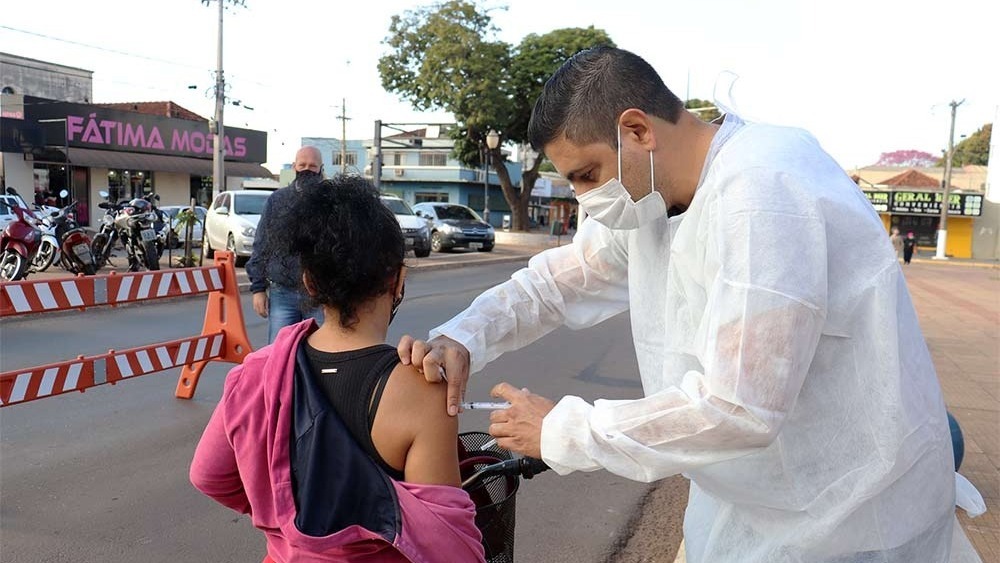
[1,0,996,174]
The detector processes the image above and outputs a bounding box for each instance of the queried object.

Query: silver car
[204,190,269,265]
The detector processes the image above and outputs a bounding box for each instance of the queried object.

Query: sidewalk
[904,262,999,561]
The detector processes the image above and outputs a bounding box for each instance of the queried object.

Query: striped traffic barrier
[0,265,225,316]
[0,252,251,408]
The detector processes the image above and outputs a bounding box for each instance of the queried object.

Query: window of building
[415,192,449,203]
[107,169,153,202]
[334,152,358,166]
[418,152,448,167]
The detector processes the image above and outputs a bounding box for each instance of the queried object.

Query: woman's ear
[394,266,408,298]
[302,272,317,297]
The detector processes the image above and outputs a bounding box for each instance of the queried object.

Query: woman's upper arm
[400,374,461,487]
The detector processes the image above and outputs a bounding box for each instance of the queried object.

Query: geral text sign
[25,96,266,163]
[863,190,983,217]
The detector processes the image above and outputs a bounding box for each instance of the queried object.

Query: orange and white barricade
[0,251,251,408]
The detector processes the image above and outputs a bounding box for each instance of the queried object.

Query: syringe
[459,401,511,410]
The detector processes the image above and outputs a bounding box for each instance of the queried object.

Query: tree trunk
[490,147,543,232]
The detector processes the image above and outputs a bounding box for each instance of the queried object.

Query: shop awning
[66,147,273,178]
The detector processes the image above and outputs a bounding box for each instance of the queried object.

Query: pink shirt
[190,320,485,562]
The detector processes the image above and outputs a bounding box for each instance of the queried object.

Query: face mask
[294,169,322,188]
[575,125,666,230]
[389,283,405,326]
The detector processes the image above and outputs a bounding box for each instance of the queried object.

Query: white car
[204,190,269,265]
[160,205,207,248]
[380,195,431,257]
[0,192,43,231]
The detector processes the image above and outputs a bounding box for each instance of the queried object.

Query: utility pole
[935,99,965,260]
[373,120,382,190]
[211,0,225,199]
[337,98,350,174]
[203,0,245,199]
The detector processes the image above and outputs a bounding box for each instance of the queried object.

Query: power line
[0,24,210,72]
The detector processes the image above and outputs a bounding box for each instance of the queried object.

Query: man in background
[246,146,325,343]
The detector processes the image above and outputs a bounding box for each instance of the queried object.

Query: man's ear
[302,272,317,297]
[618,108,656,151]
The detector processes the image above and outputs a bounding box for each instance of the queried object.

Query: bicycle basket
[459,432,519,563]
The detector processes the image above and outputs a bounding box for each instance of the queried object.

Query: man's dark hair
[527,46,684,152]
[266,175,405,328]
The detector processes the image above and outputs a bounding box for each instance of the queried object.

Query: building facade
[301,126,525,228]
[855,168,988,259]
[1,53,271,227]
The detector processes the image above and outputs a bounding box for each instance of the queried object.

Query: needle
[460,401,511,410]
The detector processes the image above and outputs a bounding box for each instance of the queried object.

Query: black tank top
[303,343,405,481]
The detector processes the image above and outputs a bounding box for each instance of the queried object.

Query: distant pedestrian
[889,227,903,260]
[246,146,326,343]
[903,232,917,264]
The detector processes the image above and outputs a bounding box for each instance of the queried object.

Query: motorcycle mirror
[99,202,111,209]
[59,189,69,198]
[153,194,161,201]
[6,187,16,195]
[99,190,109,198]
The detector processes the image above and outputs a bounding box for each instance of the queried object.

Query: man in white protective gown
[397,46,984,562]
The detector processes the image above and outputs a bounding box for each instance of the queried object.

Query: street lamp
[484,129,500,225]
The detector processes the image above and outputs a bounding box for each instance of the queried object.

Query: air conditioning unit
[394,168,405,177]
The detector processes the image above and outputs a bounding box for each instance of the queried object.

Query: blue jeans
[268,284,324,344]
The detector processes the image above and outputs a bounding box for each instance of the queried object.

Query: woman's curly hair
[264,175,405,328]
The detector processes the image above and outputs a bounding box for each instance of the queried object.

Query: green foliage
[684,99,721,122]
[939,123,992,167]
[380,1,613,164]
[379,1,614,230]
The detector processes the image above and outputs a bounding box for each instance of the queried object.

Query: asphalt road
[1,261,668,562]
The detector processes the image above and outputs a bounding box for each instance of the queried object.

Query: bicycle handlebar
[461,456,550,490]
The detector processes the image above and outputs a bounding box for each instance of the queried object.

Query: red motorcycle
[0,188,44,281]
[38,191,98,276]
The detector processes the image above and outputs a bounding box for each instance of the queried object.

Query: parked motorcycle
[0,188,45,281]
[91,191,162,272]
[91,191,124,270]
[41,191,97,275]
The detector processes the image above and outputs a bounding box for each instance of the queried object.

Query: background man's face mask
[294,169,323,188]
[575,125,666,230]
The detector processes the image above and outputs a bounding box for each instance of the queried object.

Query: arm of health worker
[429,217,631,376]
[541,171,828,483]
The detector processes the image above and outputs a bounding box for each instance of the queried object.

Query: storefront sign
[863,190,983,217]
[11,95,266,163]
[864,191,890,212]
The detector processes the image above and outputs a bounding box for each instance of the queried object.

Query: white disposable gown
[431,115,978,561]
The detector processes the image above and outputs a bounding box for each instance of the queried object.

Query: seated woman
[190,176,485,562]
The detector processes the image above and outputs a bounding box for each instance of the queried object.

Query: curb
[232,254,535,293]
[4,250,539,321]
[907,257,1000,269]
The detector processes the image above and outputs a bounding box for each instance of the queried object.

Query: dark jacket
[246,182,306,294]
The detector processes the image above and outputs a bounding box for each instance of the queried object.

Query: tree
[379,0,614,231]
[939,123,991,167]
[874,149,939,167]
[684,99,721,122]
